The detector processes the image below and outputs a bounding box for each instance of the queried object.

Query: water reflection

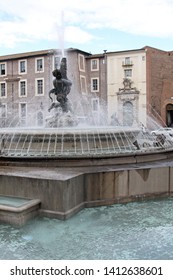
[0,198,173,260]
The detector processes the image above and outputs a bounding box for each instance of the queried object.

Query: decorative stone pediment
[117,78,139,94]
[117,78,139,100]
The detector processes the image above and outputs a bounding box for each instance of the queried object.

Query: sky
[1,0,173,56]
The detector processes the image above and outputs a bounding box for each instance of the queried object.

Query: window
[0,63,6,76]
[37,111,44,126]
[20,103,26,118]
[122,57,133,66]
[91,78,99,92]
[92,98,99,112]
[91,59,99,71]
[19,103,27,125]
[36,78,44,95]
[54,56,60,69]
[0,103,7,127]
[0,104,7,118]
[19,80,27,97]
[19,60,27,73]
[124,69,132,78]
[125,57,130,64]
[80,76,87,94]
[78,54,85,71]
[36,58,44,72]
[0,82,6,97]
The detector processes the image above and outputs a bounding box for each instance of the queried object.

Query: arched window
[166,104,173,127]
[123,101,133,126]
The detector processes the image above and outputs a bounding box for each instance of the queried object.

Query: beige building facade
[106,48,147,126]
[105,46,173,128]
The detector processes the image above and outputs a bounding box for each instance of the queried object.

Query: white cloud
[65,26,94,43]
[0,0,173,50]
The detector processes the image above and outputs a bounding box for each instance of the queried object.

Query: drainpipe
[103,50,108,122]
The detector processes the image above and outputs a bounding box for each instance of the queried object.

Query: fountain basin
[0,126,173,159]
[0,126,140,158]
[0,149,173,221]
[0,195,41,226]
[0,126,173,222]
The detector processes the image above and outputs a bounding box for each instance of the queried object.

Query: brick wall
[147,47,173,124]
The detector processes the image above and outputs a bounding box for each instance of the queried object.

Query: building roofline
[143,45,169,53]
[0,49,55,61]
[85,53,105,59]
[85,47,147,58]
[67,48,91,55]
[0,45,171,62]
[0,48,91,62]
[105,47,146,55]
[90,46,172,56]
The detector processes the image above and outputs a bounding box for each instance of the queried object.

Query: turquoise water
[0,196,30,207]
[0,198,173,260]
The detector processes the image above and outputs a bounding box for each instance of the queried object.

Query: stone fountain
[0,57,140,158]
[0,57,173,225]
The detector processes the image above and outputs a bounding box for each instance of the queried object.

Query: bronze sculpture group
[48,57,72,113]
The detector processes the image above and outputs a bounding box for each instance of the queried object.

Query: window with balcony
[125,57,130,64]
[122,57,133,67]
